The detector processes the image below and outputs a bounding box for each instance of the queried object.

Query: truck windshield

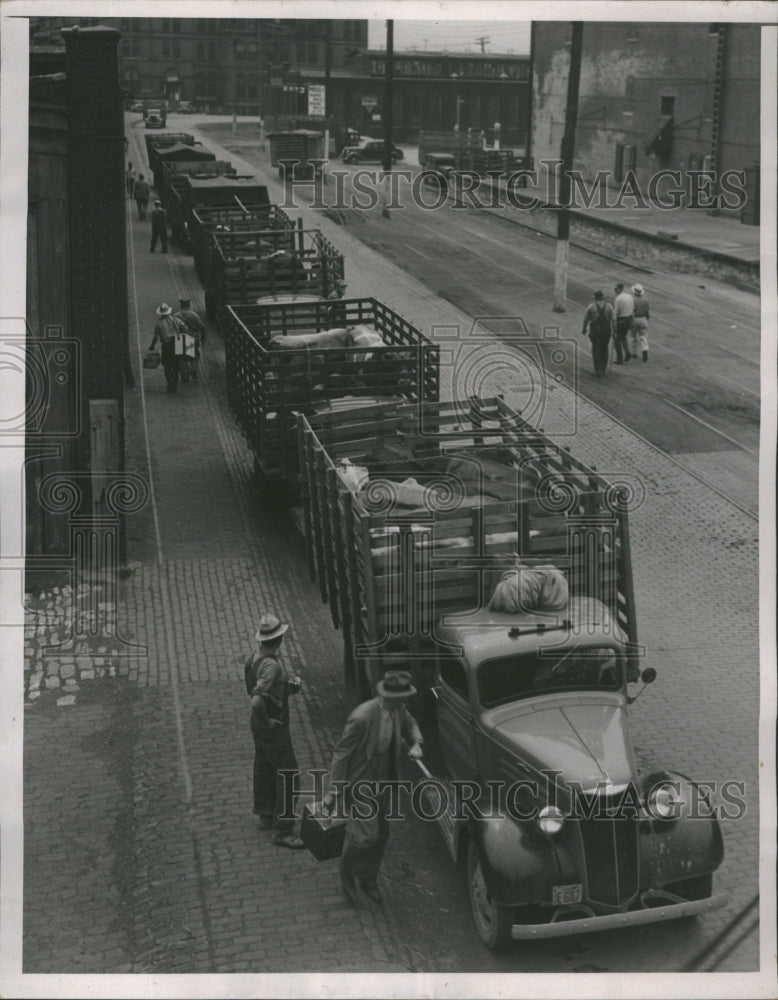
[477,645,623,708]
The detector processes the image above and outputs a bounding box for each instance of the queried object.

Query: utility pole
[552,21,583,312]
[382,18,394,219]
[475,35,490,53]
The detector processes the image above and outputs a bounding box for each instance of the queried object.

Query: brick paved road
[20,118,765,981]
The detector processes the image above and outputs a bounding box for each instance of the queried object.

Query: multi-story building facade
[532,22,760,217]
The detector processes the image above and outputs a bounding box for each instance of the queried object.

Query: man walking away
[245,615,305,849]
[150,199,168,253]
[148,302,183,392]
[323,671,423,905]
[613,282,635,363]
[126,161,136,199]
[134,173,150,220]
[630,284,651,362]
[581,289,615,376]
[174,297,206,381]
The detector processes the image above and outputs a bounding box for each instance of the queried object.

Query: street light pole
[382,19,394,219]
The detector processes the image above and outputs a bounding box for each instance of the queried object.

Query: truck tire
[467,840,514,951]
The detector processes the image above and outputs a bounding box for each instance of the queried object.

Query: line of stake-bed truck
[144,131,729,952]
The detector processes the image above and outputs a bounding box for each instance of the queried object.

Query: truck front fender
[468,815,579,906]
[639,774,725,887]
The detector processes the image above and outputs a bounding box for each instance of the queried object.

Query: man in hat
[245,614,305,849]
[323,671,423,904]
[629,284,651,362]
[150,199,169,253]
[581,289,615,376]
[134,173,150,220]
[148,303,184,392]
[173,297,206,381]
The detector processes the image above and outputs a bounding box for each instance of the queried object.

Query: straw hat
[255,614,289,643]
[376,670,417,699]
[156,302,172,316]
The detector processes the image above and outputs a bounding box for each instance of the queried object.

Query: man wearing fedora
[173,297,206,382]
[629,284,651,362]
[245,614,305,850]
[148,303,184,392]
[323,671,423,903]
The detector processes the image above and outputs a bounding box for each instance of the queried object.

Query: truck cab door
[435,654,478,782]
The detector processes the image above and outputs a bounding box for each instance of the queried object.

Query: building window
[247,73,257,98]
[627,26,639,43]
[162,39,170,57]
[208,72,218,97]
[172,19,180,33]
[208,42,215,61]
[195,72,206,96]
[173,40,180,58]
[197,41,205,61]
[197,21,206,34]
[660,95,676,116]
[308,42,318,63]
[235,73,245,98]
[132,39,141,58]
[162,18,170,33]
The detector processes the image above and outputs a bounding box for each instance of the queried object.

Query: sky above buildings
[366,19,532,55]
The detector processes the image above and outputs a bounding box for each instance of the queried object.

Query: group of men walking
[582,282,651,376]
[149,297,206,393]
[127,161,169,253]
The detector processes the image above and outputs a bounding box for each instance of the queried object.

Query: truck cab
[430,598,727,950]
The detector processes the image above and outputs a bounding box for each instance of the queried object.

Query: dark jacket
[327,697,422,792]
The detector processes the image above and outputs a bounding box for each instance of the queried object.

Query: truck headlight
[537,805,565,835]
[647,782,683,820]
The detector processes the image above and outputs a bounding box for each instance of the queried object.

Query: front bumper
[512,891,729,940]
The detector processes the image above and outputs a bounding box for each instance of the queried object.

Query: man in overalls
[245,614,305,849]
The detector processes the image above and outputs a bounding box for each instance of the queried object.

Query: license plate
[552,883,583,905]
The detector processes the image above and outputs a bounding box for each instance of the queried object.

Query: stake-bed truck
[297,395,727,951]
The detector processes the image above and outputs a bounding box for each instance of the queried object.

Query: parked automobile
[178,102,196,114]
[144,110,165,129]
[340,139,404,164]
[129,101,145,113]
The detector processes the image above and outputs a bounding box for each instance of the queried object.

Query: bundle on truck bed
[151,143,216,192]
[224,297,439,491]
[207,225,345,319]
[144,133,196,171]
[190,204,294,284]
[297,396,637,697]
[159,161,239,243]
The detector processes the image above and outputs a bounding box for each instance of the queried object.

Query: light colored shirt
[614,290,635,318]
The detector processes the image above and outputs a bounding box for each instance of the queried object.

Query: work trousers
[251,712,298,834]
[160,340,180,389]
[629,317,649,356]
[150,221,168,253]
[340,788,392,890]
[614,316,633,362]
[589,332,611,374]
[136,197,149,220]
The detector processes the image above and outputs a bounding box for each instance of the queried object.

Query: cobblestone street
[19,116,764,983]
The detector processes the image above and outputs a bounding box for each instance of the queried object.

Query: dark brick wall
[63,27,128,472]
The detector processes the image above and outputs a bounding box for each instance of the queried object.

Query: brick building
[27,26,130,558]
[531,22,760,216]
[287,49,531,144]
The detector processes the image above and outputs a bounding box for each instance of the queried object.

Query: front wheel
[467,840,514,951]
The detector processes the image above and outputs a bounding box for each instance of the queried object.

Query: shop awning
[644,115,674,157]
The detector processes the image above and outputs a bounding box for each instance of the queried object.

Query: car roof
[437,597,625,666]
